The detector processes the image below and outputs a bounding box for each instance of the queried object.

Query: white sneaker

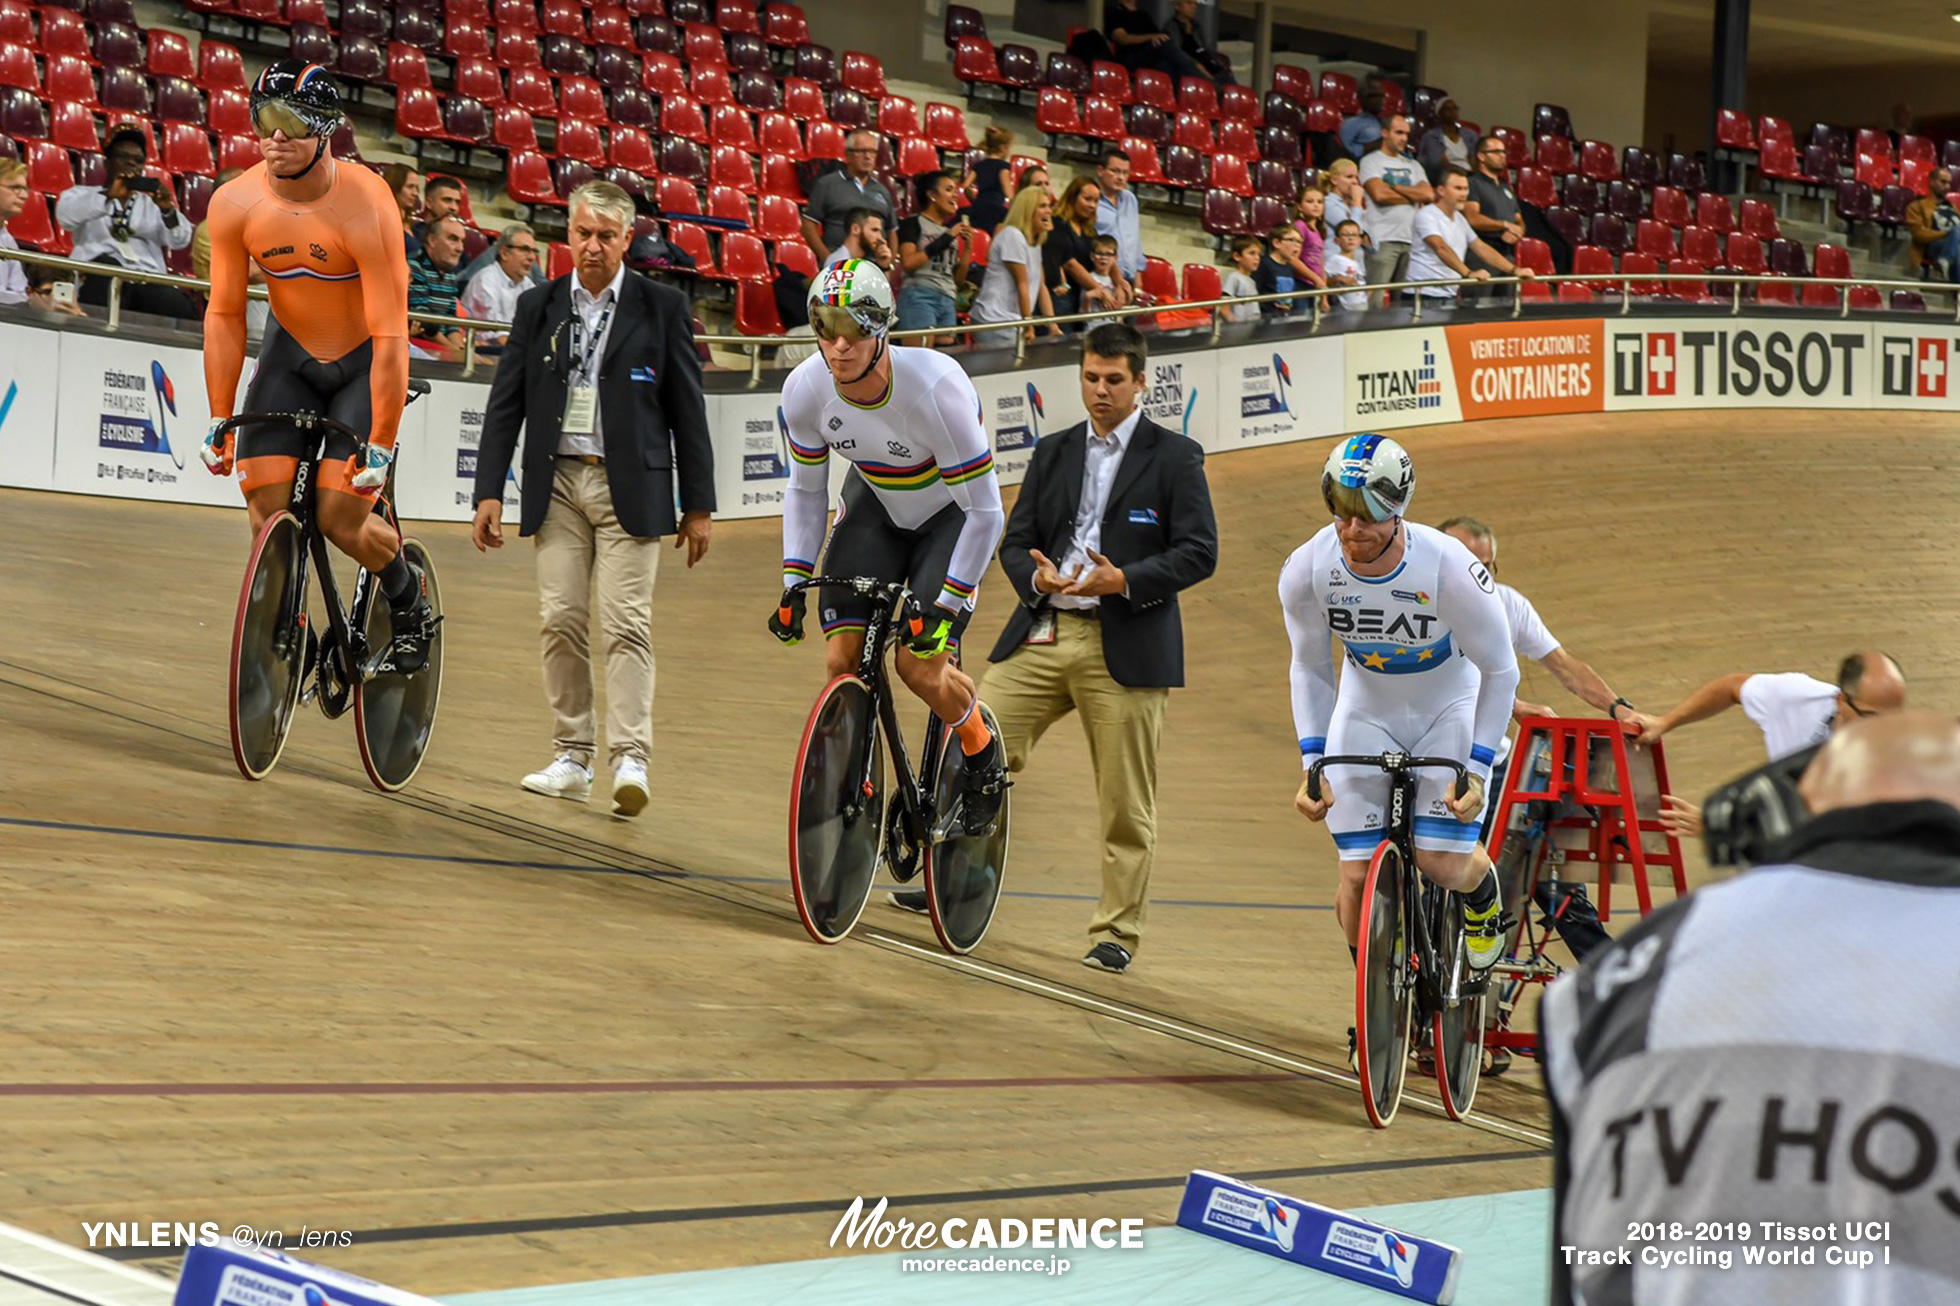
[611,757,649,819]
[522,755,592,801]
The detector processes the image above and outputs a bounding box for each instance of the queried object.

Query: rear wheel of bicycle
[788,675,885,944]
[355,539,445,793]
[1354,838,1414,1129]
[921,703,1011,955]
[1432,892,1487,1121]
[228,510,308,782]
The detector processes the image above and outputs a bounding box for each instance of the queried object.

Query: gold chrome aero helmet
[806,258,894,343]
[1321,433,1415,522]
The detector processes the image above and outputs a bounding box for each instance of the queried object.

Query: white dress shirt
[557,262,626,458]
[1051,404,1141,611]
[0,228,29,305]
[460,259,526,336]
[53,185,192,274]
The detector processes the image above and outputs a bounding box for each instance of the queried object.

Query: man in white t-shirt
[1405,167,1531,303]
[1356,115,1432,292]
[1640,650,1908,834]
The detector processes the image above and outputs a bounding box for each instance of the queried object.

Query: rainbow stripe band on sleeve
[941,450,995,485]
[940,576,977,602]
[855,457,942,491]
[786,430,828,465]
[783,558,815,579]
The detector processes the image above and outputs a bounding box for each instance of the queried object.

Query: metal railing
[8,244,1955,387]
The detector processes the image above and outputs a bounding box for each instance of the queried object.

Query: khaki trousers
[534,459,660,768]
[981,611,1168,955]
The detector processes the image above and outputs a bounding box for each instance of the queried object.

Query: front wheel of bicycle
[228,510,308,782]
[1354,838,1414,1129]
[354,538,445,793]
[921,703,1011,955]
[788,675,886,944]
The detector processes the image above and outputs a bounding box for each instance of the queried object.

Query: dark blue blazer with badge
[990,414,1218,688]
[474,270,715,538]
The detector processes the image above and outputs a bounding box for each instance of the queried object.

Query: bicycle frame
[791,575,948,845]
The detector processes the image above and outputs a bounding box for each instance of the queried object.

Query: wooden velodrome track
[2,409,1956,1295]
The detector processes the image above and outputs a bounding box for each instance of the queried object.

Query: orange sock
[955,702,993,755]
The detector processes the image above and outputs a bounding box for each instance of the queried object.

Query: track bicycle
[784,575,1010,955]
[223,380,444,792]
[1306,751,1492,1127]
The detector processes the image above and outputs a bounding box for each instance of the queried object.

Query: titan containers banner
[1343,326,1462,430]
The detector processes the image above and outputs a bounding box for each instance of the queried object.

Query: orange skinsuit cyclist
[200,59,436,671]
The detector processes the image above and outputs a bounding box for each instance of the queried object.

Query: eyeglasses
[510,244,539,255]
[1842,694,1880,718]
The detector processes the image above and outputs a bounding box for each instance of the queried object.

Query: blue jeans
[897,282,957,330]
[1931,229,1960,283]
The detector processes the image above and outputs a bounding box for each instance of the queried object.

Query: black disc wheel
[228,511,308,782]
[788,675,885,944]
[1354,839,1414,1129]
[354,539,445,793]
[921,703,1011,955]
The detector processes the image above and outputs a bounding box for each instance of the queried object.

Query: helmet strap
[1361,518,1401,565]
[827,333,888,389]
[275,137,329,181]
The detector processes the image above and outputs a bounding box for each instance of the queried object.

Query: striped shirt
[406,248,464,321]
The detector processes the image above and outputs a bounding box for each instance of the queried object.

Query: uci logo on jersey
[1325,608,1439,640]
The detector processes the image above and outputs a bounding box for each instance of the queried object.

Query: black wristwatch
[1609,697,1635,722]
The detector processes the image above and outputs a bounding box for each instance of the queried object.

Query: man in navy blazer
[472,180,715,820]
[895,323,1217,972]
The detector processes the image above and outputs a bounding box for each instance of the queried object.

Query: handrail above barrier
[7,244,1956,386]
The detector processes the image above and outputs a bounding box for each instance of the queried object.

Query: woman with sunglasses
[198,59,435,673]
[768,259,1010,835]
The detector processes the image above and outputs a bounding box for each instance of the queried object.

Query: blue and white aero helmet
[1322,433,1415,522]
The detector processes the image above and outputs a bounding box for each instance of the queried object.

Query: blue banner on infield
[1176,1170,1461,1304]
[176,1241,444,1306]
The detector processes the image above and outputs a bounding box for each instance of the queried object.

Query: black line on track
[90,1147,1549,1257]
[0,662,1555,1143]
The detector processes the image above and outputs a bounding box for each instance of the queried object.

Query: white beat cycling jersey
[778,346,1005,614]
[1280,521,1521,781]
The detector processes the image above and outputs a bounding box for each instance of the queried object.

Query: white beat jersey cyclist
[778,345,1004,618]
[1280,521,1520,854]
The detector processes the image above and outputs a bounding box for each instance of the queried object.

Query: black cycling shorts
[818,470,973,642]
[237,323,373,467]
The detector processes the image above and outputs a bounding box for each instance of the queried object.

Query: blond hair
[1000,184,1050,247]
[983,125,1013,156]
[0,158,26,186]
[1321,157,1358,185]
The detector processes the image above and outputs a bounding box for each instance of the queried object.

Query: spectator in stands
[1104,0,1211,82]
[802,130,895,264]
[1080,236,1133,325]
[381,163,425,259]
[1255,223,1322,315]
[1167,0,1235,84]
[1339,90,1387,161]
[54,126,197,319]
[1406,167,1533,304]
[1321,158,1369,247]
[1018,163,1055,202]
[1325,218,1369,311]
[0,159,83,315]
[822,207,894,272]
[1048,177,1119,324]
[968,185,1057,345]
[417,175,466,241]
[461,222,548,291]
[1464,136,1525,271]
[1358,114,1432,291]
[461,222,541,352]
[1292,185,1328,281]
[1221,235,1263,322]
[1417,99,1480,183]
[1889,99,1915,151]
[1095,149,1145,285]
[408,214,470,355]
[896,171,973,343]
[963,126,1015,234]
[1905,167,1959,280]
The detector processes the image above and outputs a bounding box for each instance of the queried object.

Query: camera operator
[54,126,198,319]
[1541,710,1960,1306]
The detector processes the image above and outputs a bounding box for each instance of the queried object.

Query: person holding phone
[54,126,198,319]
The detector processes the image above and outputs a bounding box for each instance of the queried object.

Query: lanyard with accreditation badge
[562,292,615,435]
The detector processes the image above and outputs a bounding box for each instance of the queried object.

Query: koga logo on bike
[1322,1223,1419,1289]
[742,409,789,481]
[1610,328,1866,398]
[1878,335,1958,399]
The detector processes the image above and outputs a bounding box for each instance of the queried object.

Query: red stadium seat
[1218,84,1260,124]
[1179,77,1218,122]
[0,41,44,93]
[555,118,607,167]
[754,112,802,160]
[1090,60,1131,105]
[840,50,886,98]
[1210,154,1252,198]
[1134,69,1177,115]
[507,67,559,116]
[759,152,804,200]
[641,51,687,98]
[923,101,968,152]
[765,3,809,47]
[1037,89,1083,143]
[1172,111,1214,153]
[655,173,700,214]
[668,220,725,277]
[1738,198,1779,241]
[1081,95,1125,144]
[1715,108,1757,153]
[1122,138,1165,186]
[506,149,559,206]
[49,100,101,152]
[388,43,434,91]
[1578,139,1619,182]
[494,105,538,152]
[663,94,709,144]
[706,182,750,226]
[1678,225,1720,266]
[896,137,939,176]
[712,103,759,152]
[879,95,922,141]
[1724,232,1766,276]
[723,230,769,279]
[1534,134,1576,174]
[1182,262,1222,301]
[1514,167,1556,209]
[1200,187,1247,239]
[45,56,100,111]
[216,132,261,172]
[395,85,446,140]
[953,37,1005,93]
[25,141,75,195]
[1138,255,1177,302]
[454,57,504,105]
[710,143,756,192]
[496,29,542,70]
[1319,70,1359,114]
[591,6,634,47]
[753,192,801,243]
[736,278,784,334]
[1270,64,1312,104]
[561,75,608,123]
[541,0,587,38]
[1218,117,1257,160]
[6,192,65,253]
[774,239,817,279]
[161,121,214,174]
[1650,186,1691,227]
[0,1,33,48]
[148,31,197,79]
[1634,219,1677,259]
[1572,244,1615,290]
[692,65,735,107]
[782,77,826,122]
[1619,251,1660,295]
[804,122,845,162]
[1695,191,1736,235]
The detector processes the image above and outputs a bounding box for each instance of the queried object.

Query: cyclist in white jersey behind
[768,260,1010,833]
[1282,435,1520,994]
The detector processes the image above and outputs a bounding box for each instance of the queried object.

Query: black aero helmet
[250,60,343,140]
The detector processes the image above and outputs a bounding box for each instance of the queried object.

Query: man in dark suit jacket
[892,323,1216,973]
[471,180,715,821]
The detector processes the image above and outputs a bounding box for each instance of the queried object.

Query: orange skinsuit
[202,159,410,492]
